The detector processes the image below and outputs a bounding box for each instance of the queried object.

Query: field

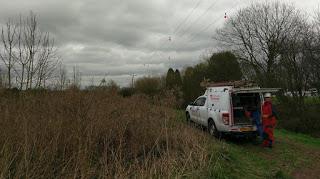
[0,90,319,178]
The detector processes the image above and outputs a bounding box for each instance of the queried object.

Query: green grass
[176,110,320,178]
[304,97,320,105]
[276,129,320,148]
[273,96,320,105]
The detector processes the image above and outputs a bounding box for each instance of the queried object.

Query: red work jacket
[262,101,276,128]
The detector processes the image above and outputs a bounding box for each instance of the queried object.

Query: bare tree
[56,62,67,90]
[215,2,304,87]
[72,65,81,88]
[0,65,3,88]
[277,20,314,102]
[34,33,59,88]
[216,1,320,106]
[13,15,30,90]
[0,12,62,90]
[14,12,59,89]
[24,12,42,89]
[315,11,320,29]
[0,20,17,88]
[309,11,320,92]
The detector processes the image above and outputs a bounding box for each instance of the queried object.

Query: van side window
[194,98,202,106]
[200,97,206,106]
[195,97,206,106]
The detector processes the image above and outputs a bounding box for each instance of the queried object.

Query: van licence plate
[240,127,253,132]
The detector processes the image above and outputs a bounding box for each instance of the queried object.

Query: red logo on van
[210,95,220,101]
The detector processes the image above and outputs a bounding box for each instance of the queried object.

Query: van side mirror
[189,102,195,106]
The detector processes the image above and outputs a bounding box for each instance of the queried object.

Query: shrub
[134,77,162,96]
[118,87,135,97]
[276,97,320,137]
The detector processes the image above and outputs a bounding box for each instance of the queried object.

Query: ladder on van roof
[232,88,281,94]
[201,80,258,88]
[201,80,280,93]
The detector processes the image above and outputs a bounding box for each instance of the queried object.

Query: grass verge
[176,110,320,179]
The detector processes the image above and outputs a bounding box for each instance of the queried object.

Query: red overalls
[262,101,276,147]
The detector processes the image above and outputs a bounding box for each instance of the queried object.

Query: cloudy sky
[0,0,319,87]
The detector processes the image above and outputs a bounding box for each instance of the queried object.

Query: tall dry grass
[0,89,213,178]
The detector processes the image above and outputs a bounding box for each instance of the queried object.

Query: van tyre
[208,120,221,139]
[186,112,195,126]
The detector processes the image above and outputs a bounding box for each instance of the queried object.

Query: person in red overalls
[262,93,277,148]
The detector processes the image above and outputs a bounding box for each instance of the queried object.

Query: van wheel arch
[208,118,221,138]
[208,118,214,126]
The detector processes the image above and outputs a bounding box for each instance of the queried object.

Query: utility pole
[73,66,76,85]
[147,64,150,77]
[131,74,136,88]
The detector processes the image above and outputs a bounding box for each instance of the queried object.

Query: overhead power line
[178,0,219,39]
[185,0,242,43]
[172,0,203,35]
[146,0,203,67]
[147,0,244,69]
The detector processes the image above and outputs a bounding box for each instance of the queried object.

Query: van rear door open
[231,93,261,125]
[231,88,280,126]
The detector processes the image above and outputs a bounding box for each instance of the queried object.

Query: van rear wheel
[208,120,221,138]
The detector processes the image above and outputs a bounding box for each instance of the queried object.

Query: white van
[185,86,279,138]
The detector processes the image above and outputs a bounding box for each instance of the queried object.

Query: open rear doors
[231,88,280,126]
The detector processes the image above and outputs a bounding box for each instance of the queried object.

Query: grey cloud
[0,0,319,86]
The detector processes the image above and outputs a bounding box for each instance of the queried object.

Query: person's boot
[262,140,269,147]
[268,140,273,149]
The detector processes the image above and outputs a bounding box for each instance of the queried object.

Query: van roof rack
[200,80,258,88]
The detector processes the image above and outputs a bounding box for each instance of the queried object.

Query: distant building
[284,88,318,97]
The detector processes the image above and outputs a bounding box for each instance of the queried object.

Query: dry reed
[0,89,213,178]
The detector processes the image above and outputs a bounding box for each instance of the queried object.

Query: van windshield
[232,93,261,125]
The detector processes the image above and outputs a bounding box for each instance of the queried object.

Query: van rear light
[222,113,229,125]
